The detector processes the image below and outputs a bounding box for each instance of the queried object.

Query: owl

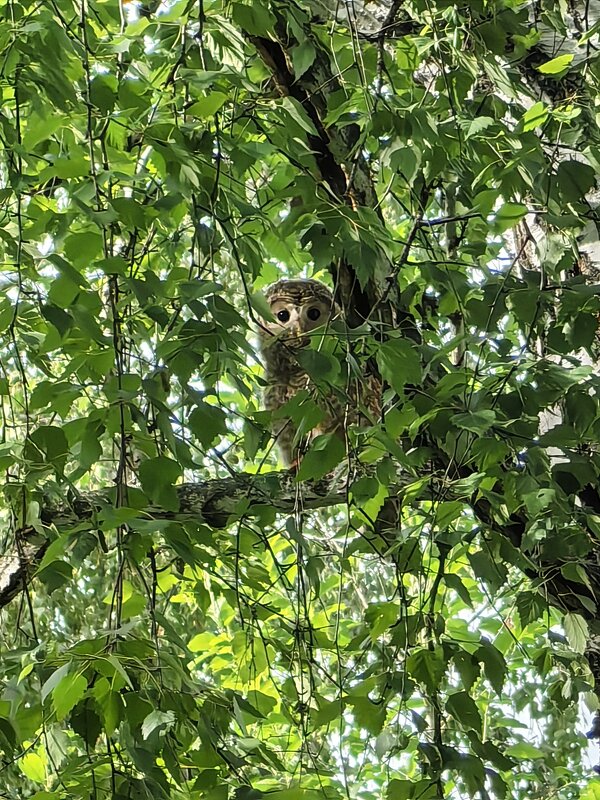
[258,278,381,467]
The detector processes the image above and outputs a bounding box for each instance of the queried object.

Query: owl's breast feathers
[258,278,382,465]
[265,359,382,427]
[261,339,309,382]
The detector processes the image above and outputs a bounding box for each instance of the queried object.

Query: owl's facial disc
[267,298,332,347]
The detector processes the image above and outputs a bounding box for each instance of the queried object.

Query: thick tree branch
[0,535,46,608]
[0,472,356,609]
[3,468,600,642]
[243,4,396,328]
[42,472,344,530]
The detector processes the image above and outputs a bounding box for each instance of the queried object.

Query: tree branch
[3,468,600,645]
[243,4,395,328]
[0,472,344,609]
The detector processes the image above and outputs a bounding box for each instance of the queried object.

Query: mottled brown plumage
[258,278,382,466]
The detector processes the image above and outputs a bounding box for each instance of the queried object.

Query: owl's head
[260,279,338,346]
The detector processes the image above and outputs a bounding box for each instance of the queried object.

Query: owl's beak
[284,323,308,348]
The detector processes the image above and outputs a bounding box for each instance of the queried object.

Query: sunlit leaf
[537,54,574,74]
[492,202,528,232]
[20,752,46,783]
[521,101,548,131]
[53,673,87,720]
[564,613,588,654]
[189,93,228,118]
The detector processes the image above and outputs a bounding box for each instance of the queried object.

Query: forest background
[1,0,600,798]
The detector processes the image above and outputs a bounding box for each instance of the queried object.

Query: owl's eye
[276,309,290,322]
[307,307,321,321]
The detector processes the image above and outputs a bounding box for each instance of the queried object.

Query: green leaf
[365,601,400,639]
[243,418,267,460]
[387,780,438,800]
[23,111,65,149]
[95,256,129,276]
[46,254,87,286]
[90,74,117,113]
[581,781,600,800]
[396,37,419,70]
[505,742,545,759]
[350,475,381,504]
[41,303,73,336]
[27,425,69,473]
[53,156,90,178]
[290,41,316,78]
[563,613,588,654]
[142,710,176,739]
[53,672,87,720]
[231,1,277,35]
[295,433,345,481]
[537,54,574,74]
[376,339,422,394]
[350,696,386,736]
[29,793,61,800]
[387,779,411,800]
[100,691,124,734]
[281,96,318,135]
[295,347,340,381]
[406,647,446,694]
[111,197,147,229]
[249,290,274,321]
[521,101,548,131]
[70,700,102,746]
[139,456,182,512]
[64,231,104,265]
[189,92,228,118]
[452,649,480,691]
[492,202,527,233]
[388,145,419,182]
[451,409,496,435]
[523,487,555,516]
[476,639,507,695]
[41,663,71,704]
[101,655,133,690]
[466,116,495,139]
[20,752,46,783]
[446,691,482,734]
[444,574,473,607]
[516,591,547,627]
[37,560,73,594]
[188,401,228,449]
[312,699,344,729]
[556,160,596,203]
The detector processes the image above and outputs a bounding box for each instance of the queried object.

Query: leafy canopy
[0,0,599,798]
